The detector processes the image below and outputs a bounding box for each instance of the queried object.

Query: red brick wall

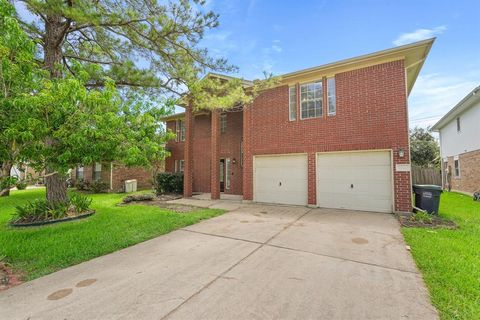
[72,163,153,191]
[165,121,184,172]
[444,150,480,194]
[191,114,212,193]
[219,111,243,195]
[244,60,411,212]
[111,165,153,191]
[166,111,243,195]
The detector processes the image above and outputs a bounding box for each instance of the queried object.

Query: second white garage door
[316,151,393,213]
[254,154,308,206]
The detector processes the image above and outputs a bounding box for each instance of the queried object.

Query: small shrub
[410,211,433,224]
[75,179,90,191]
[154,172,183,195]
[90,180,109,193]
[70,193,92,213]
[123,193,155,203]
[12,193,93,224]
[13,199,68,223]
[15,180,28,190]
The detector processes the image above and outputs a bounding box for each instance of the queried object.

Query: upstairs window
[93,162,102,181]
[176,120,185,142]
[289,86,297,121]
[300,81,323,119]
[456,117,461,132]
[220,113,227,133]
[327,77,336,116]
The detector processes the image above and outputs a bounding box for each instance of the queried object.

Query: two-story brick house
[164,39,434,213]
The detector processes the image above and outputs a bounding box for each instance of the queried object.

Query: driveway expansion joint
[163,210,312,319]
[180,208,419,275]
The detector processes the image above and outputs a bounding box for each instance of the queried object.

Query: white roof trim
[431,85,480,131]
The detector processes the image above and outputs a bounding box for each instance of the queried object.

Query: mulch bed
[0,263,23,291]
[396,212,457,229]
[120,194,196,213]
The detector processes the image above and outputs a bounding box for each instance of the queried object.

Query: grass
[0,188,224,281]
[402,192,480,319]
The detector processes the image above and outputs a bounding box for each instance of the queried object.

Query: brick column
[394,145,412,212]
[307,152,317,205]
[210,110,220,200]
[242,104,253,200]
[183,106,194,197]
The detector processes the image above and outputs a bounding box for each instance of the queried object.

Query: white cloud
[271,45,282,53]
[409,73,478,128]
[393,26,447,46]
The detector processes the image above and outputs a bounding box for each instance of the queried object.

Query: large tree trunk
[0,162,13,197]
[43,15,70,203]
[45,170,68,203]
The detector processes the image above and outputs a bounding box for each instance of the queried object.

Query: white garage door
[316,151,393,213]
[254,154,308,206]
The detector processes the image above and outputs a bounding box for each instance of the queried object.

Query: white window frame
[300,81,323,119]
[93,162,102,181]
[76,166,84,180]
[220,113,227,133]
[288,86,297,121]
[454,158,460,177]
[176,120,185,142]
[175,159,185,173]
[327,77,336,116]
[225,158,231,190]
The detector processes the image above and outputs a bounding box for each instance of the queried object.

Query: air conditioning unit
[124,179,137,193]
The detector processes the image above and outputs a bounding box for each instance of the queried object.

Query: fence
[411,165,442,186]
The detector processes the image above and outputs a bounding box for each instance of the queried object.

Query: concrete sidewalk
[0,202,438,319]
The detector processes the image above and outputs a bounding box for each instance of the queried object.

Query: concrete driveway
[0,201,438,319]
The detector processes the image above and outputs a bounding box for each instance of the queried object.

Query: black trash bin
[412,184,443,215]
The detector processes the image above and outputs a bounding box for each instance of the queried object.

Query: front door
[220,159,225,192]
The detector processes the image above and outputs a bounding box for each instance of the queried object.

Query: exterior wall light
[398,148,405,158]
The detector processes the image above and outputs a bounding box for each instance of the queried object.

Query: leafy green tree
[24,69,174,202]
[11,0,231,202]
[410,126,440,168]
[0,0,43,196]
[13,0,275,202]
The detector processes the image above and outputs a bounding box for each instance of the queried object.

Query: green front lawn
[402,192,480,319]
[0,189,223,281]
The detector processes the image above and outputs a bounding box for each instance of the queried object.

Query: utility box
[124,179,137,193]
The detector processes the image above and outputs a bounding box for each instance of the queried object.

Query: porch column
[183,106,194,197]
[242,104,253,200]
[210,109,220,200]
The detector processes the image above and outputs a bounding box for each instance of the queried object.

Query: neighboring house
[71,162,155,192]
[164,39,434,213]
[10,165,44,184]
[432,86,480,194]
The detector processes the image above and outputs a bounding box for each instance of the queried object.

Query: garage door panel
[254,154,308,206]
[316,151,393,213]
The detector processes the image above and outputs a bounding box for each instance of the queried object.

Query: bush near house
[90,180,109,193]
[155,172,183,194]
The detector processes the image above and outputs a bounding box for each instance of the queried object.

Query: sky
[197,0,480,128]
